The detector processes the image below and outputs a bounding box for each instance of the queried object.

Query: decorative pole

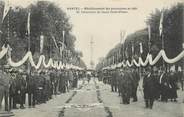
[132,41,134,60]
[159,10,165,69]
[182,43,184,77]
[148,25,151,53]
[62,30,65,65]
[139,42,143,77]
[27,9,31,75]
[61,19,66,65]
[40,34,44,54]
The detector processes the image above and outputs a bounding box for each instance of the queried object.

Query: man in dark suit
[159,70,170,102]
[131,68,140,102]
[27,72,36,108]
[9,71,18,109]
[16,72,27,109]
[0,66,10,111]
[59,70,65,93]
[169,70,178,102]
[110,70,117,92]
[143,67,157,109]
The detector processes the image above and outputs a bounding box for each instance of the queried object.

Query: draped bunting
[42,57,53,68]
[103,49,184,70]
[0,45,8,59]
[0,45,82,70]
[0,44,183,70]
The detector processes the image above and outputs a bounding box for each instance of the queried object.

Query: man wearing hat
[9,70,18,109]
[50,69,58,95]
[0,65,11,111]
[116,67,123,96]
[122,67,133,104]
[130,68,140,102]
[168,68,178,102]
[16,70,26,109]
[143,66,157,109]
[27,71,36,108]
[37,71,46,104]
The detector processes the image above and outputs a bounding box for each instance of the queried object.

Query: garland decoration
[103,49,184,69]
[0,44,183,70]
[0,45,82,70]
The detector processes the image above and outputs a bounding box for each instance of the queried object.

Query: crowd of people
[98,67,140,104]
[0,64,183,112]
[0,65,86,111]
[98,66,183,109]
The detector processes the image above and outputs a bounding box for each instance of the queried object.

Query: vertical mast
[90,36,94,69]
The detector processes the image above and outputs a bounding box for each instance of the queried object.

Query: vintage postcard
[0,0,183,117]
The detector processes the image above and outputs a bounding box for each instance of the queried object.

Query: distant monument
[90,36,94,69]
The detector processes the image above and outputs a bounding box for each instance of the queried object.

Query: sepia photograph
[0,0,183,117]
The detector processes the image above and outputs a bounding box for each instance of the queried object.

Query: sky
[8,0,183,68]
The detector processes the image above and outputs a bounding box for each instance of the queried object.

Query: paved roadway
[11,78,184,117]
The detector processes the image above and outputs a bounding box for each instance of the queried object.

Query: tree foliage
[0,1,86,68]
[96,3,183,70]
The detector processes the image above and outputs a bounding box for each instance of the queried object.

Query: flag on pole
[132,44,134,55]
[139,42,143,54]
[120,30,126,44]
[60,42,65,55]
[125,47,128,58]
[27,10,31,36]
[59,47,63,57]
[122,45,125,60]
[118,49,121,62]
[159,10,164,37]
[114,55,116,64]
[2,0,11,22]
[116,52,118,63]
[62,30,65,43]
[40,35,44,54]
[7,45,12,58]
[148,25,151,41]
[120,31,123,43]
[51,35,59,49]
[108,58,111,65]
[112,56,115,64]
[61,30,65,55]
[148,25,151,52]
